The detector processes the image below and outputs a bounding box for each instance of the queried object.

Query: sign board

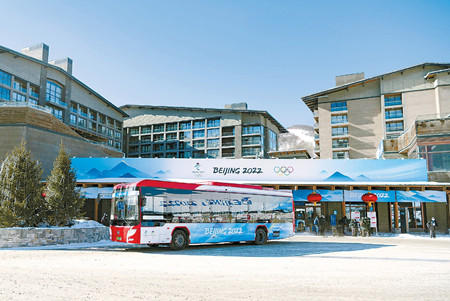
[71,158,428,184]
[351,211,360,221]
[367,212,377,228]
[396,190,446,203]
[344,190,395,203]
[293,190,343,203]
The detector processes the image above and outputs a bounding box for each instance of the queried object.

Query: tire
[170,230,188,250]
[254,228,267,245]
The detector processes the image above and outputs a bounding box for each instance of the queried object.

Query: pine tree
[0,141,45,227]
[45,142,84,226]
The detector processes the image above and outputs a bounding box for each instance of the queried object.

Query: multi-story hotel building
[0,43,128,174]
[302,63,450,160]
[121,103,287,159]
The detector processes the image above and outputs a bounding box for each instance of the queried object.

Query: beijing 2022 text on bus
[110,179,294,250]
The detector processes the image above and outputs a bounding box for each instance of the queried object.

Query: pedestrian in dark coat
[427,217,438,238]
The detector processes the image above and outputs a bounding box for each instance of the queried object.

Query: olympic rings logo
[274,166,294,176]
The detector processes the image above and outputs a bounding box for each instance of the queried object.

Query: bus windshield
[111,186,139,226]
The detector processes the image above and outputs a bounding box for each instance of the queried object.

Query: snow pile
[71,219,106,229]
[278,125,314,155]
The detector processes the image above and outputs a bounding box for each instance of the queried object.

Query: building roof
[121,104,288,133]
[0,44,128,118]
[424,68,450,79]
[301,63,450,112]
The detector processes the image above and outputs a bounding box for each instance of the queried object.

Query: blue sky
[1,1,449,127]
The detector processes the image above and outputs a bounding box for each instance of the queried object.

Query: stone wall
[0,226,109,248]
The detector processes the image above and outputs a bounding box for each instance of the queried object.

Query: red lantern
[361,192,378,207]
[307,192,322,206]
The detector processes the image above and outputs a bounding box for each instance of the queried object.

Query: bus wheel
[254,228,267,245]
[170,230,188,250]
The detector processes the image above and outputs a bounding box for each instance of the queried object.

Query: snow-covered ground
[1,233,449,300]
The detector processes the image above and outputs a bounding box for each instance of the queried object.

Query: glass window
[331,102,347,112]
[107,128,114,137]
[0,70,12,86]
[154,124,164,133]
[243,147,261,156]
[28,98,37,105]
[166,142,177,150]
[331,127,348,136]
[70,114,77,124]
[107,118,115,128]
[88,110,97,120]
[207,128,220,138]
[428,153,450,171]
[29,85,39,98]
[78,118,87,128]
[193,130,205,139]
[179,131,191,140]
[167,133,177,141]
[153,143,164,151]
[207,139,220,148]
[98,114,106,124]
[385,94,402,107]
[115,131,122,139]
[243,125,263,135]
[386,121,404,132]
[180,121,191,130]
[333,151,349,159]
[166,123,178,131]
[222,127,235,136]
[46,81,66,107]
[193,140,205,148]
[385,108,403,119]
[193,120,205,129]
[12,92,26,102]
[153,134,164,142]
[207,149,219,158]
[47,106,63,120]
[332,139,349,148]
[207,118,220,128]
[180,142,191,150]
[114,141,121,149]
[70,102,78,114]
[79,105,88,117]
[243,136,262,145]
[269,129,277,151]
[193,150,205,158]
[89,121,97,131]
[0,86,10,101]
[14,80,27,93]
[98,124,106,134]
[180,151,192,158]
[142,145,151,153]
[141,126,151,134]
[331,114,348,124]
[129,127,139,135]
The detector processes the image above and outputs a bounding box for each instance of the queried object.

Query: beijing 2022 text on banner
[71,158,427,184]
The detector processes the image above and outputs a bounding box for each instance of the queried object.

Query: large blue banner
[344,190,396,203]
[396,190,447,203]
[293,190,343,203]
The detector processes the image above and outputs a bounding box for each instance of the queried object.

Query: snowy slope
[278,125,314,156]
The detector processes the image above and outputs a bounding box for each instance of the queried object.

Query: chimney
[335,72,364,86]
[49,58,73,75]
[225,102,248,110]
[21,43,49,63]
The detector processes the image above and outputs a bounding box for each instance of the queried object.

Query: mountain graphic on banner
[323,171,354,182]
[83,161,151,179]
[355,175,372,181]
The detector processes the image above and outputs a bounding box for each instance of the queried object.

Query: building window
[207,128,220,138]
[193,150,205,158]
[141,126,151,134]
[107,128,113,137]
[332,126,348,136]
[129,146,139,154]
[141,136,151,144]
[385,94,402,107]
[166,142,177,151]
[207,118,220,128]
[47,106,63,120]
[180,142,191,150]
[243,136,262,146]
[129,127,139,135]
[243,147,261,156]
[207,139,220,148]
[79,106,88,117]
[331,114,348,124]
[222,127,235,136]
[29,85,39,98]
[193,120,205,129]
[98,114,106,124]
[193,130,205,139]
[153,134,164,142]
[0,70,11,87]
[141,145,151,153]
[115,131,122,139]
[418,144,450,172]
[153,143,164,151]
[333,151,349,159]
[114,141,121,149]
[87,110,97,120]
[386,121,403,132]
[180,151,191,158]
[70,114,77,124]
[14,79,27,93]
[153,124,164,133]
[28,98,38,105]
[167,133,177,141]
[46,81,66,107]
[385,108,403,119]
[0,86,10,101]
[193,140,205,148]
[269,130,277,151]
[207,149,220,158]
[70,102,78,114]
[98,124,106,135]
[331,101,347,112]
[179,131,191,140]
[243,125,263,135]
[107,118,114,128]
[89,122,97,131]
[12,92,26,102]
[180,121,191,130]
[166,123,178,131]
[78,118,87,128]
[332,138,349,149]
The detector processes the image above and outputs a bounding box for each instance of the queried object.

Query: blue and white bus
[110,179,294,250]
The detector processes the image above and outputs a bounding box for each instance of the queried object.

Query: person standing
[313,216,319,236]
[427,217,438,238]
[318,215,326,236]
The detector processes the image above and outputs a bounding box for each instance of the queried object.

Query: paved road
[1,235,449,300]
